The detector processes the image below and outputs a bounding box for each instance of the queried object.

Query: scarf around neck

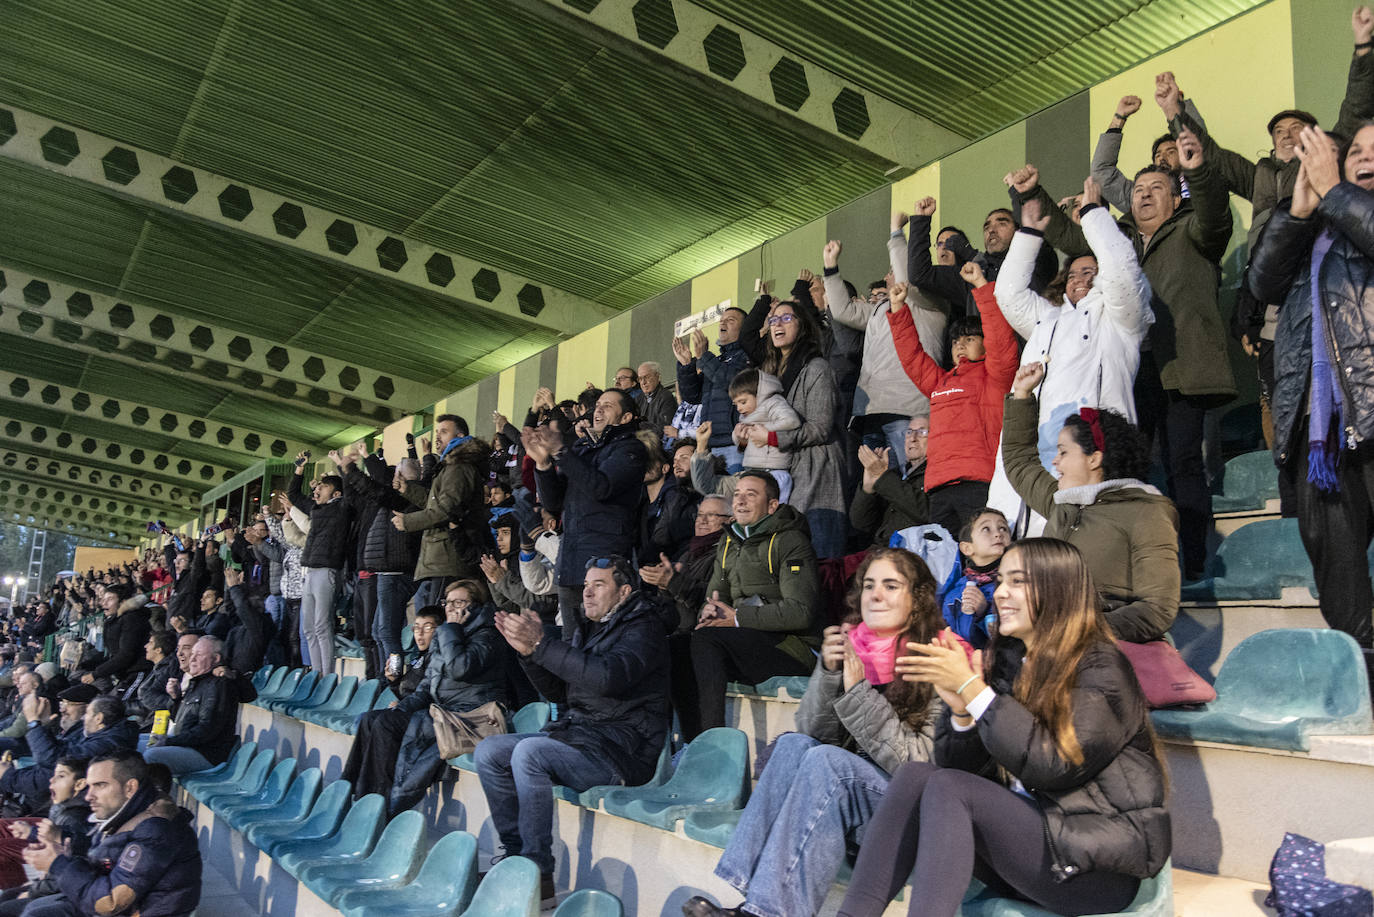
[849,622,902,687]
[440,435,473,460]
[1308,230,1343,492]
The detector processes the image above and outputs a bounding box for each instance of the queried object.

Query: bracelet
[955,674,979,695]
[1357,40,1373,48]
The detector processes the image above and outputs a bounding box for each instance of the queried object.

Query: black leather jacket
[1249,182,1374,464]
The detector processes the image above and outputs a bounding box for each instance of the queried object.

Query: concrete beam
[0,419,225,494]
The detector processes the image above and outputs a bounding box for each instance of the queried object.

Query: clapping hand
[494,608,545,656]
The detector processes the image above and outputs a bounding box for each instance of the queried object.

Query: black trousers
[927,480,990,541]
[280,597,303,669]
[1285,428,1374,653]
[674,627,812,740]
[353,574,380,681]
[340,706,414,800]
[837,762,1139,917]
[1135,353,1214,577]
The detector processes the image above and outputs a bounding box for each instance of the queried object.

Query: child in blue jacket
[937,507,1011,648]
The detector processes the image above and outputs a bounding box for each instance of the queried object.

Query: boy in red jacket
[887,263,1018,537]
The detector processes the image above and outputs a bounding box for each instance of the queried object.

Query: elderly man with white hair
[637,360,679,440]
[144,635,237,775]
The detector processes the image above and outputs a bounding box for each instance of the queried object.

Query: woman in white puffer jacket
[986,177,1154,535]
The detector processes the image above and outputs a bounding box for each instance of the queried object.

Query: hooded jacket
[935,643,1170,881]
[705,504,822,666]
[890,284,1019,491]
[736,371,800,470]
[93,597,153,683]
[395,609,508,715]
[523,591,671,786]
[1002,394,1180,643]
[399,437,491,581]
[638,472,700,564]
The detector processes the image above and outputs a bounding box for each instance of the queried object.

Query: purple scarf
[1308,231,1343,492]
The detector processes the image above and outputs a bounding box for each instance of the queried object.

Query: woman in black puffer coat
[833,538,1169,917]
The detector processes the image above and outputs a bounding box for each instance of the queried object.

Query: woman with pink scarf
[683,548,945,917]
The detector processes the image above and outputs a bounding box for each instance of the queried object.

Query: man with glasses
[478,554,670,904]
[851,414,932,547]
[339,605,446,802]
[635,361,678,440]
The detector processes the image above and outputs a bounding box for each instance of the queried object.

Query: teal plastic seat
[252,667,302,707]
[401,625,415,652]
[1181,518,1316,601]
[553,736,672,808]
[337,635,364,659]
[299,809,426,905]
[553,889,624,917]
[372,686,397,710]
[247,778,352,851]
[335,830,478,917]
[277,793,386,878]
[1212,451,1281,513]
[1151,629,1373,751]
[206,758,296,815]
[450,702,551,772]
[601,727,748,829]
[224,766,321,831]
[252,665,278,691]
[682,808,741,848]
[189,748,275,803]
[957,859,1173,916]
[266,670,318,713]
[318,679,381,732]
[455,854,540,917]
[299,675,357,724]
[726,676,808,699]
[281,672,337,717]
[179,741,256,793]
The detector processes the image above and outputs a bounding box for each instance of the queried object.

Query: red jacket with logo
[888,283,1018,491]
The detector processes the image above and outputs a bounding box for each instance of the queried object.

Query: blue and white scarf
[1307,230,1343,492]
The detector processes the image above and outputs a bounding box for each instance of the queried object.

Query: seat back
[510,701,550,734]
[230,749,277,795]
[253,665,278,690]
[458,854,541,917]
[292,778,352,836]
[341,679,380,716]
[262,668,302,701]
[295,673,338,709]
[280,670,319,706]
[1213,450,1281,512]
[1207,518,1314,591]
[553,888,625,917]
[408,830,478,910]
[277,767,323,818]
[659,727,749,805]
[321,793,386,857]
[1215,629,1373,721]
[316,675,358,712]
[252,759,298,806]
[372,686,397,710]
[207,741,257,784]
[401,624,415,652]
[360,810,425,873]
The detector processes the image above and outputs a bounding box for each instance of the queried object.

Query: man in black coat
[143,636,238,775]
[122,631,179,727]
[288,451,356,675]
[476,555,670,901]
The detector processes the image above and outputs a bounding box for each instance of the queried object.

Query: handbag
[1115,638,1217,708]
[430,701,507,759]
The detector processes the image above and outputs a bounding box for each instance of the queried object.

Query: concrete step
[1213,501,1280,537]
[1173,868,1270,915]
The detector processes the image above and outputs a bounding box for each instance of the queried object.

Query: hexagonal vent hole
[149,314,175,340]
[108,303,134,329]
[161,166,198,204]
[425,253,454,287]
[242,433,261,452]
[129,449,145,464]
[39,385,59,405]
[101,147,139,184]
[338,366,360,391]
[631,0,678,48]
[325,220,358,255]
[239,369,263,389]
[79,438,96,454]
[703,25,746,80]
[271,379,296,398]
[0,110,15,146]
[472,269,501,302]
[66,292,93,319]
[264,346,289,372]
[188,326,214,351]
[832,87,870,139]
[159,413,178,433]
[104,443,120,459]
[517,284,546,317]
[307,387,331,407]
[100,399,120,419]
[373,376,395,400]
[28,427,46,444]
[226,336,252,361]
[152,455,169,471]
[39,127,79,165]
[130,406,149,426]
[22,280,50,306]
[270,439,288,457]
[55,432,72,448]
[202,360,228,381]
[176,460,192,476]
[216,426,233,445]
[16,314,42,335]
[8,378,28,398]
[217,184,253,220]
[187,420,206,438]
[273,202,306,238]
[376,237,407,271]
[770,57,810,111]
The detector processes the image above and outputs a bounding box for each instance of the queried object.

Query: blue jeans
[715,733,891,917]
[806,508,848,559]
[374,573,416,661]
[144,745,215,775]
[711,443,743,474]
[474,733,620,875]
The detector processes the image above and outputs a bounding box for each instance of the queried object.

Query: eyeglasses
[413,623,438,635]
[904,428,930,438]
[444,598,471,609]
[614,374,635,383]
[766,314,797,327]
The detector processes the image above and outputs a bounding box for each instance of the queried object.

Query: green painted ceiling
[0,0,1265,542]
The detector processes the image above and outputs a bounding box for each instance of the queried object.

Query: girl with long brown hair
[835,538,1170,917]
[683,548,945,917]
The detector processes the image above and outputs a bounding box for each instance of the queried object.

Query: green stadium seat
[1212,451,1281,513]
[179,741,256,792]
[337,635,364,658]
[682,808,741,848]
[455,854,541,917]
[958,859,1172,916]
[1151,630,1373,751]
[601,728,748,829]
[401,625,415,653]
[280,673,337,717]
[252,665,278,691]
[277,793,386,879]
[206,758,296,815]
[317,679,381,732]
[252,667,303,707]
[450,702,552,772]
[335,829,479,917]
[224,767,321,832]
[372,686,397,710]
[188,748,275,803]
[298,675,358,724]
[553,888,624,917]
[552,737,672,808]
[727,676,808,699]
[299,809,426,905]
[1180,518,1315,601]
[265,670,318,713]
[246,778,352,852]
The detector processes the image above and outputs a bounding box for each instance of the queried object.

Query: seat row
[179,742,623,916]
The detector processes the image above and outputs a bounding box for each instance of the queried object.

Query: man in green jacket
[1014,126,1234,580]
[391,414,490,610]
[675,472,820,739]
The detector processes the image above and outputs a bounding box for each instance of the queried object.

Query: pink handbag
[1115,639,1217,708]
